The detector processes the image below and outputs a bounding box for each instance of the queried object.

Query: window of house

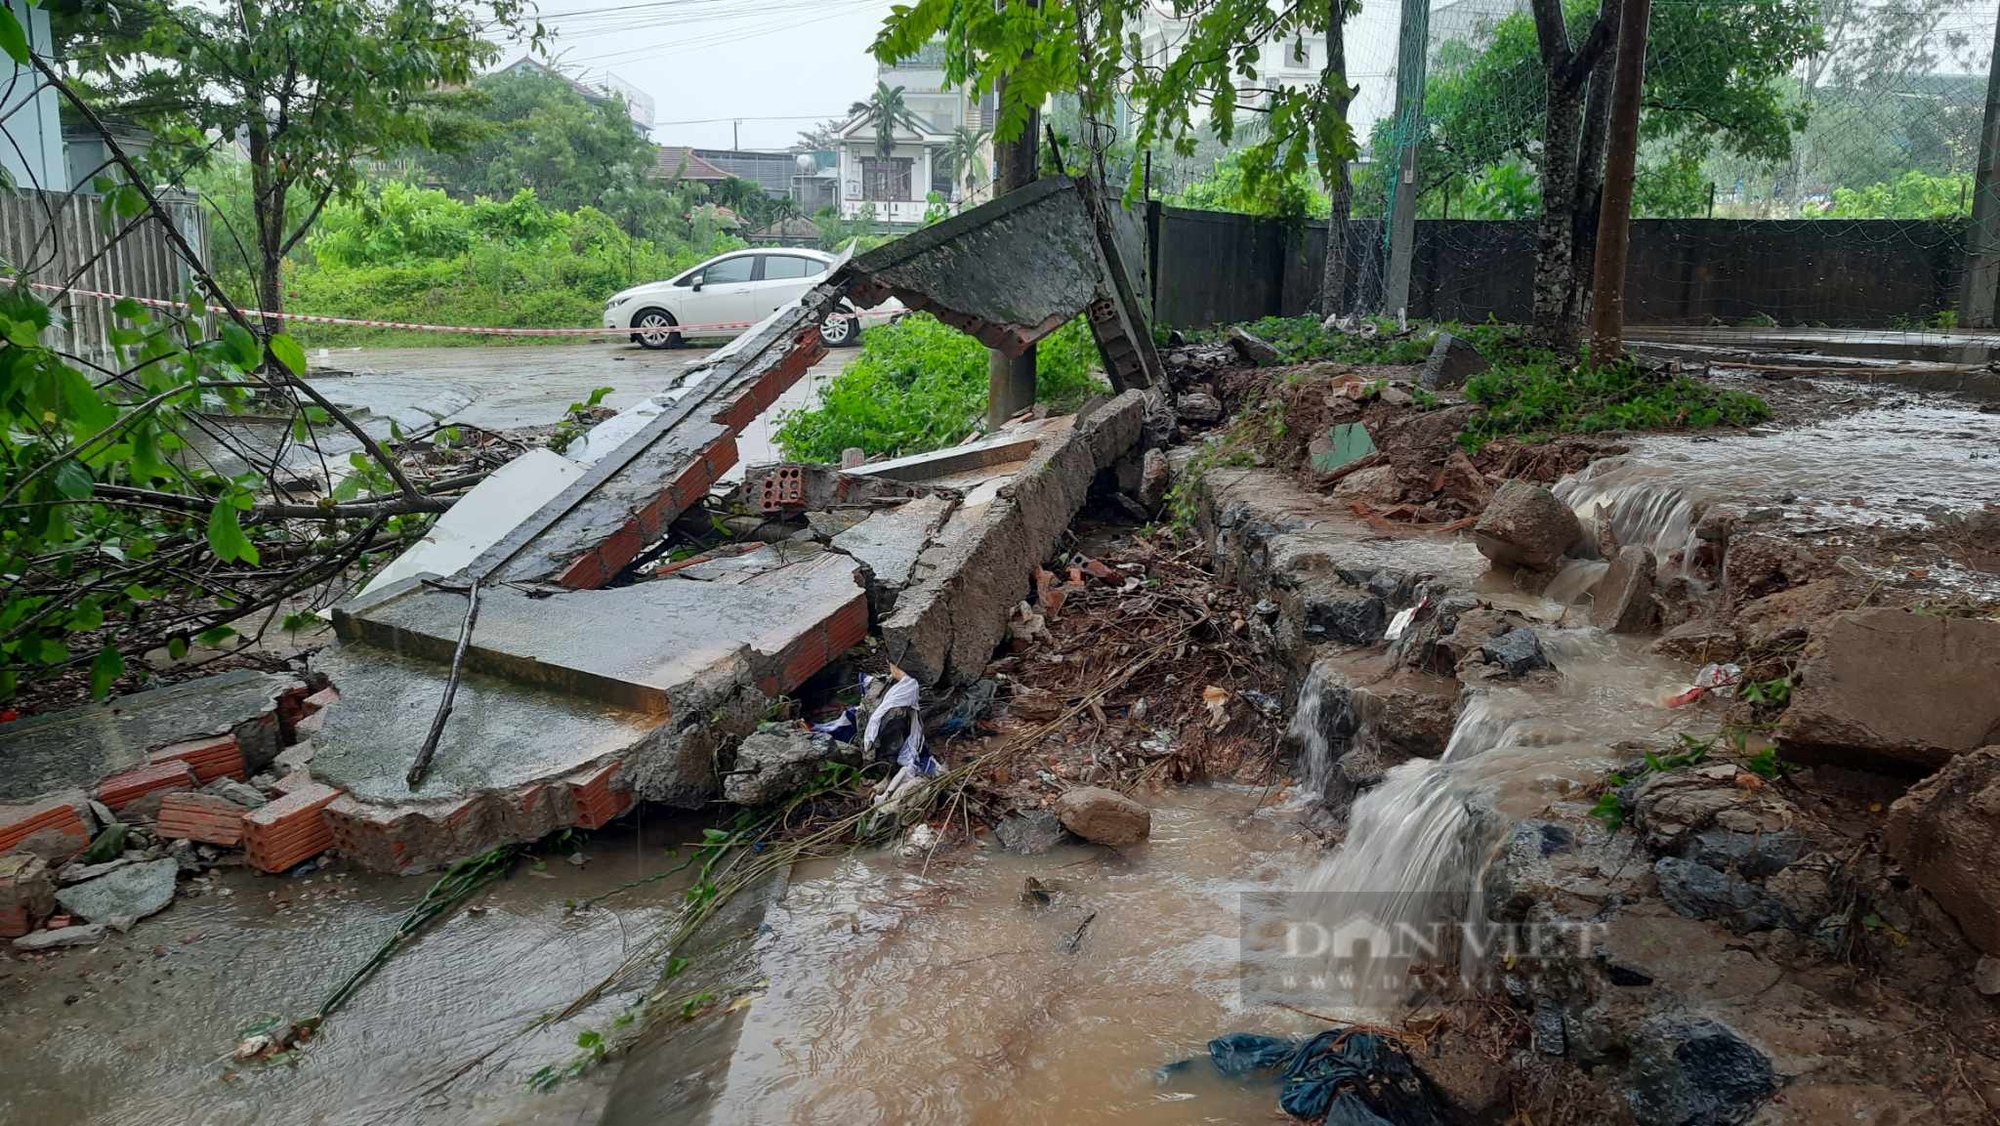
[931,156,954,197]
[860,157,913,201]
[761,255,814,280]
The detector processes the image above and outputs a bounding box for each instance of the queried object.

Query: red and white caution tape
[19,277,893,338]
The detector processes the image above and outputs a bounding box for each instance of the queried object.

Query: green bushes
[271,182,742,347]
[774,313,1105,462]
[1459,358,1772,448]
[1201,315,1551,368]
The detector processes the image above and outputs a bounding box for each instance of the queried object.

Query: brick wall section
[95,760,197,812]
[148,734,246,783]
[758,591,869,697]
[564,762,632,829]
[0,792,92,858]
[554,433,740,589]
[157,792,249,847]
[243,782,341,873]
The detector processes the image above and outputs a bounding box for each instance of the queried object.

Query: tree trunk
[1317,0,1355,315]
[1533,79,1583,353]
[1567,0,1621,328]
[246,118,286,341]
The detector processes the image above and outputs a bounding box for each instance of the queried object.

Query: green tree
[1825,170,1974,218]
[939,126,990,195]
[420,69,666,234]
[68,0,532,338]
[874,0,1362,313]
[851,82,928,159]
[1420,0,1821,346]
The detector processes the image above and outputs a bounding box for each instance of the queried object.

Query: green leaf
[123,584,156,602]
[52,459,93,499]
[195,625,236,647]
[220,323,261,370]
[0,6,27,66]
[29,638,70,666]
[205,501,260,565]
[167,635,188,660]
[113,184,147,221]
[58,367,118,431]
[89,644,123,699]
[269,333,308,377]
[66,601,104,631]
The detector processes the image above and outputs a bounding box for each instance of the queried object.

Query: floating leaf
[269,332,307,377]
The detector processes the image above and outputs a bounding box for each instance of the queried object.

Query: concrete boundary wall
[1148,206,1966,331]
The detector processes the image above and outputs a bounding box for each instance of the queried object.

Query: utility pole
[1381,0,1430,317]
[1962,2,2000,328]
[986,74,1040,427]
[732,119,741,150]
[1586,0,1652,362]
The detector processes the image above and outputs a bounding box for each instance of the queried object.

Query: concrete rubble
[0,176,1165,887]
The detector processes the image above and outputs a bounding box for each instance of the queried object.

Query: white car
[602,248,886,350]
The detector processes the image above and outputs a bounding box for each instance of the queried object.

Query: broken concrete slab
[13,922,109,951]
[1777,609,2000,773]
[359,448,586,598]
[1421,331,1490,391]
[744,460,938,513]
[722,726,857,806]
[0,669,301,803]
[830,493,957,613]
[337,552,867,712]
[1310,422,1378,475]
[880,391,1145,686]
[0,853,56,937]
[54,857,178,923]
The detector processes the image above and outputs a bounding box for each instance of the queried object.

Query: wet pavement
[0,814,713,1126]
[310,341,852,470]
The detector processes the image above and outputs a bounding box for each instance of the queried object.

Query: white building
[835,40,994,226]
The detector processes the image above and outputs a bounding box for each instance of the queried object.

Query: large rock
[1777,609,2000,773]
[722,727,853,806]
[1885,746,2000,954]
[1653,857,1789,932]
[1624,1017,1776,1126]
[1055,786,1152,846]
[1138,447,1171,514]
[1420,331,1490,391]
[1175,391,1223,426]
[1479,628,1549,677]
[1472,480,1581,571]
[53,856,178,924]
[1591,546,1657,634]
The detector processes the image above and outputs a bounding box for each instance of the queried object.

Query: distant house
[654,145,732,185]
[692,148,837,213]
[1,0,64,193]
[491,57,654,135]
[836,41,994,228]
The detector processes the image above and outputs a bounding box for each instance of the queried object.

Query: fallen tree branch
[408,578,481,789]
[88,483,454,519]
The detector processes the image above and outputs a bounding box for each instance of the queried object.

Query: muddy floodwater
[687,787,1323,1126]
[0,813,711,1126]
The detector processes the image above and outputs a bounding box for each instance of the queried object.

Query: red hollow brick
[96,760,198,811]
[243,782,341,873]
[149,734,246,783]
[157,792,249,847]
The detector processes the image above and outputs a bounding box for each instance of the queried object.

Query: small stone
[201,778,268,809]
[1976,955,2000,995]
[1591,546,1657,634]
[1227,325,1283,367]
[994,810,1069,855]
[13,922,109,951]
[1055,786,1152,846]
[1532,998,1567,1055]
[87,800,118,830]
[1479,628,1549,677]
[1138,447,1170,514]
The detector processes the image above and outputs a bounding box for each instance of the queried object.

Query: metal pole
[1587,0,1652,363]
[987,70,1040,428]
[1964,2,2000,328]
[1381,0,1431,316]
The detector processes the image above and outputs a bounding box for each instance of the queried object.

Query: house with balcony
[835,40,993,228]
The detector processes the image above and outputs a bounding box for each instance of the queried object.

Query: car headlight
[606,294,631,310]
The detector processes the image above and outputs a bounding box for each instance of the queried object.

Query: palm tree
[853,82,927,159]
[938,126,989,197]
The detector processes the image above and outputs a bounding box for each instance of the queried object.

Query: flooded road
[0,814,711,1126]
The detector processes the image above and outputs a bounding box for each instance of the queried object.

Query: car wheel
[631,308,682,350]
[818,308,859,348]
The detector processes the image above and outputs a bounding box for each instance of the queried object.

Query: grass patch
[1459,357,1771,450]
[1184,315,1552,368]
[774,313,1104,462]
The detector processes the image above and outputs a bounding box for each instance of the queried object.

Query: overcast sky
[510,0,904,151]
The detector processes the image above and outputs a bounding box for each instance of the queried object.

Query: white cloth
[863,674,927,769]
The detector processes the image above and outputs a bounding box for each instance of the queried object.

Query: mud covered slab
[0,669,300,803]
